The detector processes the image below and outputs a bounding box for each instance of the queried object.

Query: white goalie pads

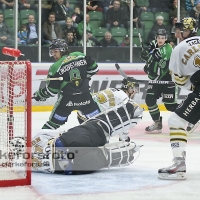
[31,130,61,173]
[84,99,143,140]
[99,141,142,169]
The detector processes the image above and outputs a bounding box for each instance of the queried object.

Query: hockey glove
[151,49,162,61]
[148,42,156,52]
[33,89,48,101]
[140,50,149,62]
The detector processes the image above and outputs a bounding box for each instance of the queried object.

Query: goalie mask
[175,17,198,39]
[121,78,139,97]
[49,39,69,57]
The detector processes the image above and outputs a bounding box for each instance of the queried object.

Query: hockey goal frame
[0,60,32,187]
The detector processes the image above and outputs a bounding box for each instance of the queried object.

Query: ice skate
[158,152,186,180]
[145,117,162,133]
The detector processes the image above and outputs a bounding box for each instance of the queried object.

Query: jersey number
[69,69,81,87]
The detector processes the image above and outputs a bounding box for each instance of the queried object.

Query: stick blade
[115,63,128,79]
[115,63,120,70]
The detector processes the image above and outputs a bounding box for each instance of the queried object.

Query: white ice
[1,111,200,200]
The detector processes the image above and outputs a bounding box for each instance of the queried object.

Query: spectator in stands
[18,24,27,45]
[168,17,177,48]
[18,0,37,11]
[35,0,53,25]
[102,0,114,14]
[0,0,14,10]
[64,31,78,46]
[169,0,178,24]
[99,31,119,47]
[86,0,103,12]
[43,12,63,44]
[147,15,170,45]
[77,14,95,40]
[186,0,197,16]
[190,1,200,27]
[63,17,77,38]
[26,14,39,45]
[65,0,73,12]
[135,0,149,14]
[105,0,125,31]
[71,6,83,27]
[51,0,68,26]
[179,0,188,18]
[0,13,14,45]
[123,0,142,29]
[120,34,137,47]
[78,32,99,47]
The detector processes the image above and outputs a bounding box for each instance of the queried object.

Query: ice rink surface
[1,111,200,200]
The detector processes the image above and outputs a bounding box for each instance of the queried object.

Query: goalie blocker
[12,100,143,175]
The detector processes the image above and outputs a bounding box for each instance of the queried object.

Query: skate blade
[158,172,186,180]
[145,130,162,134]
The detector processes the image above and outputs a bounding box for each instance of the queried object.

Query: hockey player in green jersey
[33,39,100,129]
[140,29,178,133]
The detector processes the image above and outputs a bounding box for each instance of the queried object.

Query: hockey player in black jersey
[33,39,100,130]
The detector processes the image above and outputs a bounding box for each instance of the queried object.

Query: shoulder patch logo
[193,55,200,68]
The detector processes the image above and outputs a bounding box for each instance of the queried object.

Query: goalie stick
[115,63,175,85]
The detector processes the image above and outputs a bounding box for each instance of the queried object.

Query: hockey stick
[32,77,63,81]
[136,21,144,50]
[115,63,175,84]
[0,77,63,83]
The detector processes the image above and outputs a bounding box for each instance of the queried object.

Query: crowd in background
[0,0,199,48]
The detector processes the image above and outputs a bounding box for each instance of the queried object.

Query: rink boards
[18,63,191,111]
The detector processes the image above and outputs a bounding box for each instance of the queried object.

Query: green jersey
[146,41,172,80]
[39,51,98,99]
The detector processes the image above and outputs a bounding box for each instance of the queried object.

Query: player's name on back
[59,59,87,75]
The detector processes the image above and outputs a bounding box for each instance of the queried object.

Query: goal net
[0,61,32,187]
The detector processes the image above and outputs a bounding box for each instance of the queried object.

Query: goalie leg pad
[100,141,142,168]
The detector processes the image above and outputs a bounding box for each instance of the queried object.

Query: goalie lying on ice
[11,100,143,175]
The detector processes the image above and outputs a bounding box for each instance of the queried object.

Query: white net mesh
[0,61,30,182]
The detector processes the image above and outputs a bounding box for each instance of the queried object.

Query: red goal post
[0,60,32,187]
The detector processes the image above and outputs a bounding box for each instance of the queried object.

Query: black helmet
[121,77,139,96]
[155,29,168,39]
[49,39,69,57]
[175,17,198,38]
